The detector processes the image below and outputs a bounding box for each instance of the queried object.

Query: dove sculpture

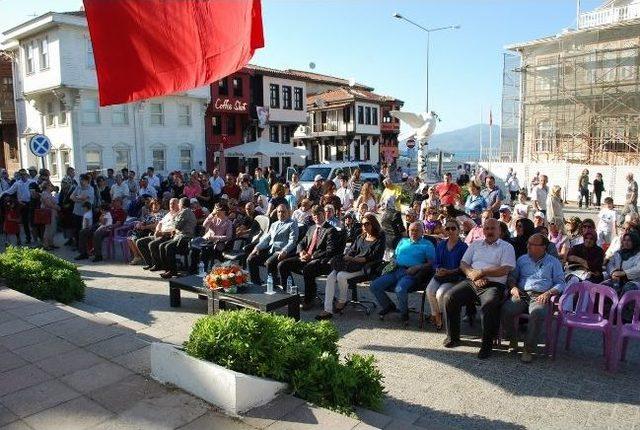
[391,110,440,180]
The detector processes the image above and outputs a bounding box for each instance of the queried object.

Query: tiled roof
[307,87,393,107]
[61,10,86,17]
[244,64,304,80]
[284,69,373,91]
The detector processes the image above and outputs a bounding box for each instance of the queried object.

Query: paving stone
[13,338,76,363]
[111,345,151,375]
[0,420,33,430]
[354,407,393,429]
[0,364,52,397]
[40,317,96,337]
[266,403,360,430]
[178,411,256,430]
[0,320,34,338]
[23,396,113,430]
[242,395,306,429]
[0,312,17,325]
[0,405,18,427]
[0,294,39,311]
[0,352,28,373]
[22,308,76,326]
[0,328,53,351]
[33,348,108,378]
[0,379,80,418]
[114,392,208,429]
[61,361,132,394]
[59,324,127,347]
[6,302,54,317]
[85,333,149,359]
[87,374,169,413]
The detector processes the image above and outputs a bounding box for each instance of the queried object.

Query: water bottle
[286,276,293,294]
[198,262,205,277]
[266,274,275,295]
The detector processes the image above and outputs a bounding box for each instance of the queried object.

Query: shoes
[74,254,88,260]
[477,346,492,360]
[142,265,151,270]
[160,271,176,279]
[521,351,533,363]
[315,312,333,320]
[401,312,409,327]
[508,340,519,353]
[443,338,460,348]
[301,302,314,311]
[149,266,162,272]
[378,304,397,320]
[335,302,347,314]
[129,257,143,265]
[92,256,103,263]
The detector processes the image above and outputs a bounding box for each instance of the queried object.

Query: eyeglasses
[444,226,458,231]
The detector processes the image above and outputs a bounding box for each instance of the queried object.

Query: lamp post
[392,13,460,112]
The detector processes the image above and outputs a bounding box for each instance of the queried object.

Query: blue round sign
[29,134,51,157]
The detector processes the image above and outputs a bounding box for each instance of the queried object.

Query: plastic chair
[612,290,640,372]
[553,281,618,370]
[108,224,133,262]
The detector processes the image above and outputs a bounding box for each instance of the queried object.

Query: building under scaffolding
[505,0,640,165]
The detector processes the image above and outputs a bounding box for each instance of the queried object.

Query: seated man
[324,204,342,229]
[443,218,516,359]
[278,205,339,310]
[369,221,435,325]
[501,233,565,363]
[235,202,261,239]
[138,198,178,270]
[247,203,299,286]
[188,202,233,273]
[160,197,197,278]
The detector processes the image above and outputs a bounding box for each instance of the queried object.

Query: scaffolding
[508,20,640,165]
[500,53,521,162]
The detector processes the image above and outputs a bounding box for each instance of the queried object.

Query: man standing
[70,174,95,248]
[435,173,461,207]
[208,168,225,203]
[252,167,269,197]
[105,168,116,188]
[482,176,505,219]
[578,169,590,209]
[247,203,299,286]
[336,175,354,212]
[443,218,516,359]
[0,169,32,243]
[501,233,565,363]
[278,205,339,310]
[532,174,549,217]
[160,197,197,278]
[308,175,324,205]
[146,167,160,190]
[620,173,638,225]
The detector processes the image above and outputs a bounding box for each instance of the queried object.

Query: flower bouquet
[203,263,249,293]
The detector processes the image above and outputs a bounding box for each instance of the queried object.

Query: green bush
[0,246,85,304]
[184,310,384,413]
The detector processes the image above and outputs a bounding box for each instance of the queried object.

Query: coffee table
[168,276,300,320]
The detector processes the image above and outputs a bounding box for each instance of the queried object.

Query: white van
[298,162,379,191]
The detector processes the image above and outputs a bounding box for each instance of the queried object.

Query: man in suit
[278,205,339,310]
[247,203,299,285]
[160,197,197,279]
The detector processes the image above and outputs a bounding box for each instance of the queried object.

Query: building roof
[244,64,306,81]
[284,69,373,91]
[307,87,397,108]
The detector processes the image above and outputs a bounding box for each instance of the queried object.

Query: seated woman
[565,230,605,285]
[510,217,559,259]
[188,203,233,273]
[316,213,385,320]
[425,218,467,330]
[604,231,640,296]
[549,220,568,262]
[128,198,165,265]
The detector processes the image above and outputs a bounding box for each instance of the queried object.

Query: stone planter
[150,342,287,415]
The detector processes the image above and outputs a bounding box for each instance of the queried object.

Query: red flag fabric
[83,0,264,106]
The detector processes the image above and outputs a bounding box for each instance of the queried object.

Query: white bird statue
[391,110,440,181]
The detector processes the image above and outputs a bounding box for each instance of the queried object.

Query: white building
[1,11,209,182]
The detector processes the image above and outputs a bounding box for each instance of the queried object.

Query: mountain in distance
[400,124,500,157]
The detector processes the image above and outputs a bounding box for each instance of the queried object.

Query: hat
[499,204,511,213]
[314,175,324,182]
[189,198,199,204]
[533,211,546,219]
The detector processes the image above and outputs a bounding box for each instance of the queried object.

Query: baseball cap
[499,204,511,213]
[534,211,546,219]
[314,174,324,182]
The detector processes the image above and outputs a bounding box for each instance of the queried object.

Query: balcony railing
[312,123,339,132]
[579,4,640,29]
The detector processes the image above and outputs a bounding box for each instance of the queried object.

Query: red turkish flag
[83,0,264,106]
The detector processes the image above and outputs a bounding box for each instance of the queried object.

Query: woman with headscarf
[546,185,564,231]
[565,230,605,284]
[510,217,558,259]
[605,231,640,296]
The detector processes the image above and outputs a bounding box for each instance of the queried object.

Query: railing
[579,4,640,29]
[312,123,340,132]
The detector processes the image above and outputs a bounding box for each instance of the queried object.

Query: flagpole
[479,105,483,162]
[488,107,493,171]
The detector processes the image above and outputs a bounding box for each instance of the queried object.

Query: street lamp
[393,12,460,112]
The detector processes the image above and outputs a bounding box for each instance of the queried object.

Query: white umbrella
[224,138,308,158]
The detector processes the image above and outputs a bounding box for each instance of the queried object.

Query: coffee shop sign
[215,98,247,112]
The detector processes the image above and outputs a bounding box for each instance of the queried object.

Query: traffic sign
[29,134,52,157]
[406,138,416,149]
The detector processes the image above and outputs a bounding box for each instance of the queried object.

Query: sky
[0,0,604,134]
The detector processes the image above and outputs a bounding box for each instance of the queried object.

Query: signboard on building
[214,98,248,112]
[29,134,52,157]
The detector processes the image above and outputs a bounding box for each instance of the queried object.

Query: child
[3,200,20,246]
[596,197,617,247]
[356,202,369,222]
[513,191,530,220]
[423,207,442,235]
[75,202,94,260]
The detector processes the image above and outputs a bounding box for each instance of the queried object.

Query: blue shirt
[511,253,566,294]
[465,195,487,213]
[395,238,435,268]
[434,239,468,270]
[253,178,269,196]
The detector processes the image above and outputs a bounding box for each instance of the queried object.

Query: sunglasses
[444,226,458,231]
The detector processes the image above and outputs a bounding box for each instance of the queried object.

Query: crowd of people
[1,162,639,362]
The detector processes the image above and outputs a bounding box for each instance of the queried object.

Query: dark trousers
[160,236,191,272]
[72,214,83,246]
[594,191,602,207]
[148,236,172,267]
[579,187,590,208]
[77,227,93,255]
[247,248,281,285]
[93,226,112,257]
[136,236,157,266]
[278,256,332,304]
[20,204,31,242]
[509,191,518,202]
[189,243,218,273]
[444,279,505,347]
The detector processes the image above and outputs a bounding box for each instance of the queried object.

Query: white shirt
[111,182,130,200]
[597,207,616,235]
[514,203,530,219]
[209,176,225,195]
[461,238,516,284]
[100,211,113,227]
[159,212,176,233]
[82,211,94,229]
[534,185,549,211]
[507,177,520,192]
[336,186,354,211]
[290,182,306,203]
[138,185,158,198]
[1,179,31,203]
[147,174,160,189]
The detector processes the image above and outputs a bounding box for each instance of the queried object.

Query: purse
[33,208,52,225]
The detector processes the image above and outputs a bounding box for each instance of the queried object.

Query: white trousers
[324,269,364,313]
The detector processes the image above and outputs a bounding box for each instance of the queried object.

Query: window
[357,106,364,124]
[372,107,378,125]
[46,101,55,127]
[343,106,351,123]
[535,121,555,152]
[227,115,236,135]
[365,107,371,125]
[150,103,164,125]
[269,125,279,142]
[25,42,35,74]
[114,148,130,171]
[218,79,228,95]
[48,150,58,177]
[86,38,95,68]
[180,148,192,171]
[152,148,165,172]
[59,101,68,125]
[212,115,222,135]
[85,148,102,171]
[178,104,191,126]
[61,149,71,172]
[282,125,291,143]
[39,37,49,70]
[282,86,292,110]
[111,105,129,125]
[81,97,100,124]
[232,78,243,97]
[270,84,280,108]
[294,87,303,110]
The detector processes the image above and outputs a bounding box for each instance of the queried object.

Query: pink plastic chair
[612,290,640,372]
[106,224,133,262]
[553,281,619,370]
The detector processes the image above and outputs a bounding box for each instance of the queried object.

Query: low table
[168,276,300,320]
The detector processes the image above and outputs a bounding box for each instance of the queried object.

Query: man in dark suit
[278,204,339,310]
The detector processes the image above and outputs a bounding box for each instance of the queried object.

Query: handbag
[434,272,464,284]
[33,208,52,225]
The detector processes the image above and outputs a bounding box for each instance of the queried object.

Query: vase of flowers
[203,264,249,293]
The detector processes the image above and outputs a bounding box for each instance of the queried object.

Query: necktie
[307,226,319,255]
